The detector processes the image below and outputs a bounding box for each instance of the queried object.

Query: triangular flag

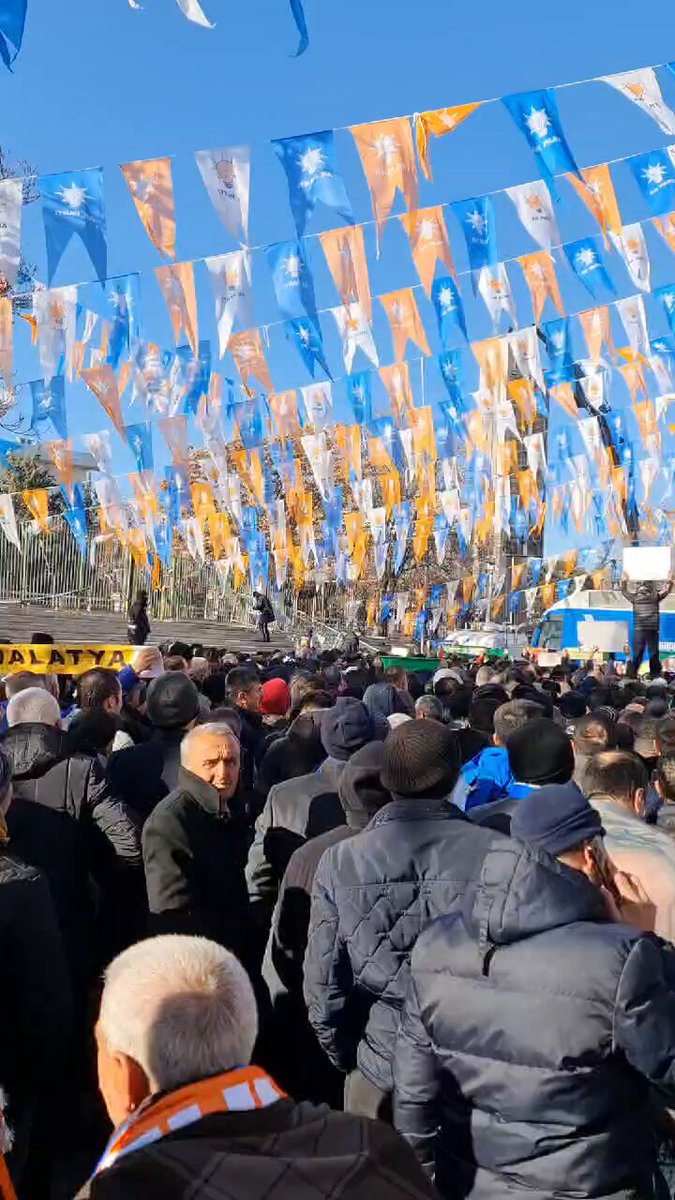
[204,250,253,358]
[518,252,564,323]
[121,158,176,258]
[567,164,622,248]
[156,262,198,356]
[229,329,273,393]
[81,365,125,435]
[350,117,418,247]
[380,287,431,361]
[506,180,560,251]
[23,489,50,533]
[194,146,249,242]
[320,225,372,320]
[415,103,482,180]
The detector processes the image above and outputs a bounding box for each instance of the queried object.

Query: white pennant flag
[602,68,675,135]
[194,147,250,242]
[616,294,650,358]
[523,587,539,616]
[446,579,460,604]
[0,179,22,287]
[640,457,660,501]
[399,427,416,478]
[395,592,409,627]
[331,302,379,373]
[610,224,651,292]
[439,488,461,525]
[351,477,373,516]
[301,382,333,430]
[33,284,78,382]
[506,180,560,251]
[579,371,608,414]
[478,264,517,330]
[458,508,473,547]
[184,516,206,562]
[204,250,253,359]
[441,458,461,490]
[524,431,547,478]
[82,431,113,473]
[0,494,20,551]
[301,433,334,501]
[174,0,214,26]
[508,326,544,390]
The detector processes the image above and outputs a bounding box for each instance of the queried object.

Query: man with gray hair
[143,724,255,968]
[79,934,434,1199]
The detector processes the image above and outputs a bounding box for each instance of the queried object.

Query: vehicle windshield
[537,614,563,651]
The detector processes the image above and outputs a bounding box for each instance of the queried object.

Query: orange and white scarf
[96,1066,285,1175]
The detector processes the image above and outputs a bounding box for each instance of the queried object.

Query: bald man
[142,723,254,963]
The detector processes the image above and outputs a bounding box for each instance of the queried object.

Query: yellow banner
[0,645,137,676]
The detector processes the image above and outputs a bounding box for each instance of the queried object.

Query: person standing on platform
[620,573,673,677]
[127,591,150,646]
[253,592,275,644]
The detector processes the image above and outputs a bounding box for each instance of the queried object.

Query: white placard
[537,651,562,666]
[623,545,672,581]
[578,618,629,653]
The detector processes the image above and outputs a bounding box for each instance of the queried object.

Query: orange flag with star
[400,206,455,297]
[579,306,614,364]
[269,390,301,445]
[23,489,50,533]
[45,439,74,504]
[415,103,482,180]
[518,252,564,324]
[567,164,622,248]
[156,262,199,356]
[229,330,273,395]
[550,382,579,420]
[159,415,190,466]
[350,118,418,246]
[81,365,125,436]
[380,288,430,361]
[319,226,372,320]
[380,362,414,426]
[121,158,176,259]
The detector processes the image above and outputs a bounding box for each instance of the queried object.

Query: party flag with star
[350,118,418,248]
[518,251,565,323]
[194,146,250,243]
[0,0,26,67]
[272,130,353,238]
[503,89,580,197]
[415,103,482,180]
[506,180,560,251]
[452,195,498,278]
[266,239,317,321]
[610,224,651,292]
[564,237,615,298]
[320,225,372,320]
[81,365,125,435]
[431,275,467,345]
[567,164,622,248]
[629,147,675,215]
[121,158,176,258]
[156,262,199,357]
[602,68,675,135]
[286,316,332,379]
[40,168,107,284]
[30,376,67,439]
[331,302,379,373]
[400,206,455,297]
[228,329,273,394]
[380,287,431,362]
[125,422,154,473]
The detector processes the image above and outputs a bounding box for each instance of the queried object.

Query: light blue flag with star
[272,130,353,237]
[346,371,373,424]
[265,239,317,322]
[564,237,615,299]
[438,349,465,406]
[40,168,107,284]
[286,316,332,379]
[63,486,88,560]
[30,376,67,439]
[451,195,497,282]
[0,0,26,67]
[431,275,468,345]
[125,423,154,473]
[541,318,574,384]
[503,89,580,199]
[654,284,675,335]
[106,275,140,368]
[629,147,675,215]
[393,501,411,575]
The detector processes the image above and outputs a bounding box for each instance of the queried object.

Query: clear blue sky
[4,0,675,554]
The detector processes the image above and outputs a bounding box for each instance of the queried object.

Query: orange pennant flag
[472,336,508,397]
[380,362,414,426]
[410,405,437,464]
[462,575,475,604]
[156,262,198,356]
[518,469,540,514]
[415,103,482,180]
[0,297,12,386]
[400,206,455,296]
[269,390,301,444]
[380,287,431,361]
[228,330,273,395]
[634,399,660,450]
[130,472,160,522]
[23,489,49,533]
[81,365,125,435]
[209,511,231,561]
[508,378,537,430]
[518,252,564,323]
[159,415,190,466]
[319,226,372,321]
[567,164,622,248]
[368,435,394,474]
[491,594,506,619]
[560,550,578,577]
[45,439,74,504]
[121,158,176,258]
[191,481,216,523]
[381,470,401,518]
[620,359,648,402]
[413,516,433,562]
[579,306,614,364]
[350,118,418,246]
[653,212,675,255]
[232,448,264,505]
[550,381,578,420]
[344,510,365,558]
[541,583,556,611]
[511,561,527,590]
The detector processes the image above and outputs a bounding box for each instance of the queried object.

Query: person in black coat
[304,719,502,1118]
[127,590,150,645]
[226,667,266,817]
[394,783,675,1200]
[255,696,332,800]
[621,575,673,677]
[142,722,257,975]
[1,687,142,981]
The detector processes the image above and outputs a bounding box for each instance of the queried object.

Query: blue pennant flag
[438,350,465,405]
[654,284,675,335]
[381,595,394,623]
[509,589,522,614]
[125,423,153,473]
[0,0,26,68]
[289,0,309,55]
[431,275,468,345]
[346,371,373,424]
[393,501,411,575]
[368,416,405,474]
[106,275,140,368]
[155,520,173,568]
[184,341,212,414]
[541,317,574,384]
[30,376,67,439]
[529,558,543,586]
[629,147,675,215]
[272,130,353,237]
[234,397,268,449]
[452,196,497,278]
[165,465,192,526]
[503,89,580,198]
[286,316,332,379]
[40,168,107,284]
[564,237,615,298]
[266,239,317,321]
[63,487,88,559]
[0,438,18,466]
[557,579,572,601]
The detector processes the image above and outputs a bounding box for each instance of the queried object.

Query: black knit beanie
[381,720,461,799]
[506,718,574,786]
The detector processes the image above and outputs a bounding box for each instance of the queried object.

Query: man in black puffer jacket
[304,719,502,1118]
[1,687,142,981]
[394,783,675,1200]
[621,575,673,677]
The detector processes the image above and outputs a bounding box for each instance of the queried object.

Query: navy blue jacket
[393,839,675,1200]
[304,798,499,1092]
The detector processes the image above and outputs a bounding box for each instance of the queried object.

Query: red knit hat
[260,678,291,716]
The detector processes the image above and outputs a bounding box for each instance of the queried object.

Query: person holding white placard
[621,574,673,677]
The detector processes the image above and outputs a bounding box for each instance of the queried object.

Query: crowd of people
[3,633,675,1197]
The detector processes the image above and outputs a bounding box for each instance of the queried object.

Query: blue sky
[5,0,675,547]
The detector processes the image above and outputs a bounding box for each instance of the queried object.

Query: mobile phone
[587,836,622,906]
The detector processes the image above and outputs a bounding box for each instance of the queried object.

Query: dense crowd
[2,634,675,1198]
